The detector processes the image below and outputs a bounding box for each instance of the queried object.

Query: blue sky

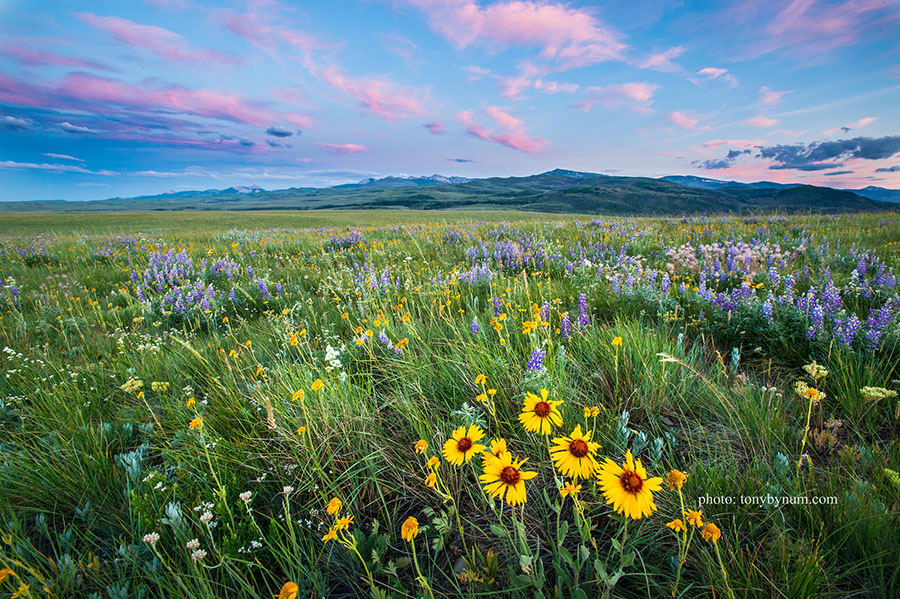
[1,0,899,201]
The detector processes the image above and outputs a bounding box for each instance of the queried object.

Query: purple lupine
[577,293,589,328]
[526,348,546,372]
[834,315,862,347]
[660,273,671,295]
[762,295,774,321]
[275,281,283,296]
[492,296,503,317]
[560,311,571,339]
[470,318,480,334]
[257,279,270,298]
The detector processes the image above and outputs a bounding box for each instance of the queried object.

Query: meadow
[1,210,899,598]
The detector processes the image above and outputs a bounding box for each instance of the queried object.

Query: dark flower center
[619,469,643,494]
[534,401,551,418]
[569,439,589,458]
[456,437,473,452]
[499,466,521,485]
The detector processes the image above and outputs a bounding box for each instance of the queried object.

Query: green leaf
[622,551,635,568]
[490,523,509,537]
[557,520,569,546]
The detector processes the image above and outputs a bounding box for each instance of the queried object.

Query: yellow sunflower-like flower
[414,439,428,453]
[475,374,487,385]
[560,481,582,498]
[326,497,342,515]
[596,450,663,520]
[666,469,687,491]
[335,515,354,530]
[479,452,537,506]
[427,456,440,468]
[488,438,508,458]
[311,379,324,392]
[549,425,601,479]
[401,517,419,542]
[442,424,486,466]
[666,518,685,532]
[424,472,436,487]
[518,388,564,435]
[321,527,337,542]
[189,417,203,430]
[684,509,703,528]
[702,522,721,543]
[278,582,299,599]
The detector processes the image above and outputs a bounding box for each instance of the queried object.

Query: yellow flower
[326,497,342,515]
[321,527,337,542]
[518,389,564,435]
[186,397,196,408]
[804,388,824,403]
[442,424,486,466]
[488,438,507,458]
[414,439,428,453]
[596,450,664,520]
[583,407,592,418]
[702,522,721,543]
[335,515,354,530]
[292,389,305,401]
[479,451,537,506]
[666,519,685,532]
[278,582,298,599]
[684,509,703,528]
[666,470,687,491]
[297,426,307,435]
[427,456,440,469]
[311,379,324,392]
[424,472,437,487]
[401,517,419,542]
[476,392,488,403]
[189,417,203,430]
[611,336,623,347]
[549,425,601,479]
[0,568,13,584]
[560,481,582,498]
[475,374,487,385]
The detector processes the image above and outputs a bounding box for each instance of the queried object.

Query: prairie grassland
[1,210,899,599]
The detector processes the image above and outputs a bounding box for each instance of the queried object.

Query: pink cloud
[638,46,685,72]
[668,111,710,131]
[76,13,239,66]
[455,109,548,153]
[484,106,524,130]
[822,116,877,135]
[534,80,578,94]
[314,142,368,155]
[746,114,778,128]
[573,82,657,112]
[0,160,117,175]
[759,86,789,105]
[693,67,738,86]
[314,64,427,121]
[402,0,626,70]
[285,113,313,128]
[424,121,445,135]
[0,44,112,71]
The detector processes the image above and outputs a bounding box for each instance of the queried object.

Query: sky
[1,0,899,201]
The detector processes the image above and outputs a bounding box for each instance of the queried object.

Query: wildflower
[560,481,582,498]
[480,452,537,506]
[684,510,703,528]
[414,439,428,453]
[427,456,440,469]
[292,389,305,401]
[278,582,299,599]
[142,532,160,547]
[442,424,486,466]
[283,486,294,495]
[611,336,623,347]
[518,388,563,435]
[186,538,200,551]
[475,374,487,385]
[861,386,897,402]
[335,515,354,530]
[321,527,337,542]
[11,584,28,599]
[191,549,207,562]
[666,519,685,532]
[189,417,203,430]
[803,361,828,380]
[326,497,342,515]
[401,517,419,542]
[297,426,306,435]
[151,381,169,392]
[488,438,507,457]
[186,397,196,408]
[476,392,488,403]
[596,450,663,520]
[200,511,213,523]
[666,470,687,491]
[804,387,824,403]
[239,491,252,504]
[549,425,601,479]
[120,379,143,393]
[311,379,324,392]
[0,568,13,583]
[526,348,546,371]
[424,472,436,487]
[702,522,721,543]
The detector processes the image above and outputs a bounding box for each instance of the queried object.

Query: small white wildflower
[200,511,213,523]
[283,486,294,495]
[186,538,200,551]
[191,549,207,562]
[239,491,252,503]
[143,532,160,547]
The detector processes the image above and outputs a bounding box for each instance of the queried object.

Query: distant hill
[851,186,900,204]
[1,169,893,215]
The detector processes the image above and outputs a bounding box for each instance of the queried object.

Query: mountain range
[2,170,897,214]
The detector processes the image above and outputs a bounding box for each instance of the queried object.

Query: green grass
[0,211,898,598]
